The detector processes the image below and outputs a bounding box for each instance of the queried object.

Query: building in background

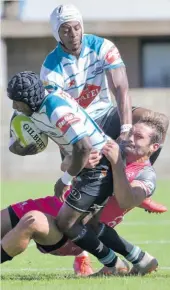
[1,0,170,88]
[1,0,170,180]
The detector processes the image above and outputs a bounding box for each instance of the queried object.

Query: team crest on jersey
[105,46,120,64]
[76,84,101,108]
[56,113,80,133]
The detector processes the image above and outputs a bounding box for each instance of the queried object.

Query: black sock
[1,246,13,264]
[66,224,117,267]
[98,223,145,263]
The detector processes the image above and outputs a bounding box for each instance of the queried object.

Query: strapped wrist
[61,171,74,185]
[120,124,132,133]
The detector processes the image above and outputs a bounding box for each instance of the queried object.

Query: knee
[55,215,76,233]
[19,211,49,236]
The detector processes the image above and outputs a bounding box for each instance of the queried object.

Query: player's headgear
[7,71,45,112]
[50,4,84,42]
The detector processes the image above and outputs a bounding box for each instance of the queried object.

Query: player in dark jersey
[1,115,166,276]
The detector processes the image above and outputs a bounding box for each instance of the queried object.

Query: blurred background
[1,0,170,181]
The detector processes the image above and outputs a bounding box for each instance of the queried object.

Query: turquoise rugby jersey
[40,34,124,120]
[31,91,110,155]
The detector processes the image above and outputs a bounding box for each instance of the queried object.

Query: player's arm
[61,150,102,172]
[50,104,92,200]
[106,67,132,129]
[66,137,92,176]
[59,139,92,176]
[9,140,37,156]
[102,140,156,209]
[101,39,132,136]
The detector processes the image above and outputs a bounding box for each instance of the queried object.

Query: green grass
[1,180,170,289]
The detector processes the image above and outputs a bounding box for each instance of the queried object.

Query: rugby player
[0,195,158,276]
[7,73,165,275]
[9,4,169,215]
[1,114,165,276]
[40,3,169,168]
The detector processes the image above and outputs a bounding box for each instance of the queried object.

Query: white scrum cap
[50,4,84,42]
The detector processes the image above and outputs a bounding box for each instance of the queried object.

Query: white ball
[10,114,48,153]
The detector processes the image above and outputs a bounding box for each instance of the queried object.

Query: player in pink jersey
[1,115,167,276]
[0,193,160,274]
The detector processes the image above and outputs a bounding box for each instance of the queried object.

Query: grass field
[1,180,170,290]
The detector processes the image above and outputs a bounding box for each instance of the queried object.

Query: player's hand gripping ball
[10,114,48,153]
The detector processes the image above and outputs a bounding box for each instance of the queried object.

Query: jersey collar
[57,35,86,59]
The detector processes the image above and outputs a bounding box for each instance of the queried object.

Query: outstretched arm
[106,66,132,131]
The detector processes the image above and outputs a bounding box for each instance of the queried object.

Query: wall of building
[6,36,140,88]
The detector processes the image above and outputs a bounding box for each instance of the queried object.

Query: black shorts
[8,205,20,228]
[63,106,138,213]
[66,159,113,213]
[95,106,138,140]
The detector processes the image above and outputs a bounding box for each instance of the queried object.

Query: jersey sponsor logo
[105,46,120,64]
[23,123,47,151]
[68,188,81,201]
[56,113,80,133]
[76,84,101,108]
[18,201,28,210]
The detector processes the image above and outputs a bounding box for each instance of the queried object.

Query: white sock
[76,251,89,258]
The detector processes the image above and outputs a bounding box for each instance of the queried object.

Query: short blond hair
[138,113,166,144]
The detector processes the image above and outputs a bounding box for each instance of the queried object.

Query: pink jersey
[11,195,127,256]
[11,160,156,256]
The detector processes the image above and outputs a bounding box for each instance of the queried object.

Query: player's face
[12,101,32,116]
[123,123,159,158]
[59,21,82,55]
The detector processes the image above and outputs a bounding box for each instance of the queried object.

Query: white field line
[1,267,170,273]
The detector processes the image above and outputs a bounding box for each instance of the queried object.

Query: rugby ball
[10,114,48,153]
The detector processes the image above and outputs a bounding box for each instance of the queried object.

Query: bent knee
[18,211,49,236]
[55,217,70,232]
[55,215,76,233]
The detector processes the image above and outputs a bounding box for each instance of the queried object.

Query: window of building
[141,40,170,88]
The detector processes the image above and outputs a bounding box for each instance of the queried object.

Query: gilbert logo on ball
[10,114,48,152]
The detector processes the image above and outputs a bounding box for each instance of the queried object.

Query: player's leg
[1,209,63,263]
[55,178,129,275]
[86,197,158,275]
[1,208,15,263]
[1,208,13,239]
